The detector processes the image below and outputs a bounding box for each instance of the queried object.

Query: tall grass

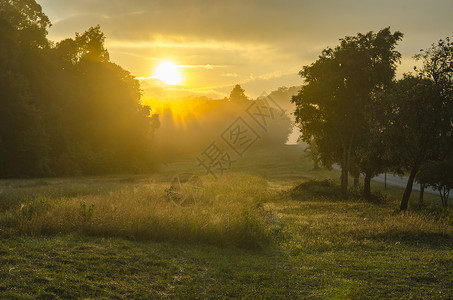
[276,179,453,255]
[0,174,271,249]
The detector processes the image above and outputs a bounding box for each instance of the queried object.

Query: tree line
[0,0,293,177]
[151,84,293,162]
[292,28,453,210]
[0,0,159,177]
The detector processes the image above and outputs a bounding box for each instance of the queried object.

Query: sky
[37,0,453,99]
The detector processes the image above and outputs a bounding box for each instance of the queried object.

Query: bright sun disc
[154,61,183,85]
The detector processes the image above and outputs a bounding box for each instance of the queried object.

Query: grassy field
[0,145,452,298]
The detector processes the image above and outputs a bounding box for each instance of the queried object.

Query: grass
[274,185,453,298]
[0,145,452,298]
[0,174,271,250]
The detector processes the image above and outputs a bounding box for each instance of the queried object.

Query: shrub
[290,179,342,200]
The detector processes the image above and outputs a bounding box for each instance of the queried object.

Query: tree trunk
[313,158,319,170]
[400,166,419,211]
[419,183,425,204]
[364,175,371,199]
[341,167,348,197]
[354,177,359,187]
[440,188,449,208]
[340,144,352,197]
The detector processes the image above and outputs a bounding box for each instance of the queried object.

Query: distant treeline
[0,1,159,177]
[0,1,295,178]
[151,85,295,162]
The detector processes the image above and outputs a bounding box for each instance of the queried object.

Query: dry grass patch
[0,174,272,249]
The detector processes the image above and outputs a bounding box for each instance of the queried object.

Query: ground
[0,145,452,299]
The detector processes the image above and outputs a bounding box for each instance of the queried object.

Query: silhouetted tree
[417,158,453,207]
[0,0,160,177]
[415,37,453,85]
[304,137,321,170]
[266,86,300,112]
[46,27,158,175]
[0,0,50,48]
[292,28,403,196]
[382,76,450,211]
[0,0,50,177]
[353,98,390,198]
[384,38,453,211]
[229,84,249,103]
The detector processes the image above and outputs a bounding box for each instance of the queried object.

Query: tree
[0,63,50,177]
[292,27,403,195]
[229,84,249,103]
[415,37,453,85]
[354,140,386,198]
[0,0,51,48]
[353,99,390,198]
[416,38,453,163]
[0,0,50,177]
[382,76,450,211]
[0,0,160,177]
[385,38,453,211]
[46,27,158,175]
[417,158,453,207]
[304,137,321,170]
[53,25,109,66]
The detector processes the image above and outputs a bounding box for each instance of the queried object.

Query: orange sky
[37,0,453,99]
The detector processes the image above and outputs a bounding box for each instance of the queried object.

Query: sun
[153,60,183,85]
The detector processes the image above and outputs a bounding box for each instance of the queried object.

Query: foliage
[417,159,453,207]
[292,27,403,195]
[352,93,391,198]
[290,179,340,199]
[0,0,50,47]
[414,37,453,85]
[382,77,452,211]
[303,137,321,170]
[261,86,300,115]
[400,37,453,210]
[229,84,249,103]
[0,1,159,177]
[79,200,95,223]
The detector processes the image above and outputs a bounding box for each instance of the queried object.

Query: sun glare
[153,61,183,85]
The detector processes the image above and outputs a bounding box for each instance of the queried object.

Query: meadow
[0,145,452,299]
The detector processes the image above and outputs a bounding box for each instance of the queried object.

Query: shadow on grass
[369,229,453,249]
[289,179,388,205]
[290,180,343,200]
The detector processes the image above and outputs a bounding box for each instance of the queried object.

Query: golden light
[153,61,184,85]
[143,96,208,129]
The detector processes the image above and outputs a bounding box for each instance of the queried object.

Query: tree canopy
[292,27,403,195]
[0,0,159,177]
[229,84,249,103]
[386,38,453,211]
[293,32,453,209]
[417,158,453,207]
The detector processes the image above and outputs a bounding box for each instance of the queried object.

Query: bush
[290,179,342,200]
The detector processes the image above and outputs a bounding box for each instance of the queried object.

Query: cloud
[37,0,453,98]
[40,0,453,44]
[222,73,239,77]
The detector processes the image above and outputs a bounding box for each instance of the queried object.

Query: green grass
[0,174,271,250]
[0,145,452,298]
[273,186,453,298]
